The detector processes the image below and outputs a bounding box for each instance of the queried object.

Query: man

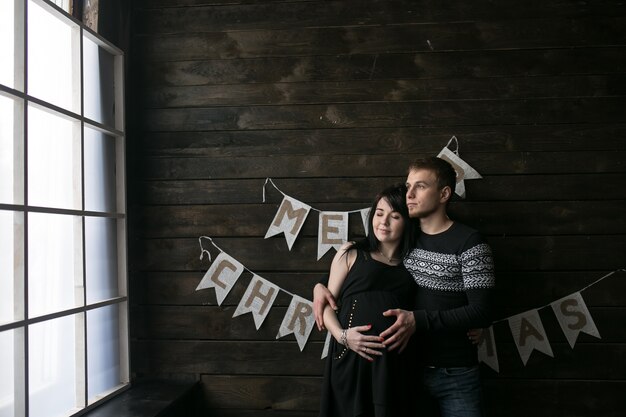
[313,156,495,417]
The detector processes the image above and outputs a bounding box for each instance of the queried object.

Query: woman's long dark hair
[346,183,414,259]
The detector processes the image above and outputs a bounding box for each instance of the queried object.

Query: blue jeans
[422,365,484,417]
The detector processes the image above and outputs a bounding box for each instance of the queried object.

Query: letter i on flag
[265,196,311,250]
[550,292,600,348]
[195,252,244,306]
[477,325,499,373]
[276,295,316,351]
[508,309,554,366]
[233,275,280,329]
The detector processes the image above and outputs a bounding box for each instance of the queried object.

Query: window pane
[84,128,117,213]
[83,36,116,127]
[0,0,16,89]
[27,105,81,210]
[85,217,118,304]
[87,304,122,403]
[0,328,24,417]
[28,212,83,318]
[27,0,79,113]
[0,210,24,325]
[29,314,82,417]
[0,94,24,205]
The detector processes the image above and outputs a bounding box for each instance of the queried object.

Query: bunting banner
[508,309,554,366]
[550,292,600,348]
[436,136,482,199]
[317,211,348,260]
[264,195,311,250]
[477,325,499,373]
[233,274,280,330]
[276,295,316,351]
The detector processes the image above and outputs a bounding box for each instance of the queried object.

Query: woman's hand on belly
[345,324,386,362]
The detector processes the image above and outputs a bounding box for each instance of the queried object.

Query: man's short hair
[407,156,457,194]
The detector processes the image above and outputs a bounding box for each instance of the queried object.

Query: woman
[319,183,417,417]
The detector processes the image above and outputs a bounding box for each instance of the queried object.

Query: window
[0,1,128,416]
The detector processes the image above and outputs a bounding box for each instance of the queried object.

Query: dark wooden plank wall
[128,1,626,416]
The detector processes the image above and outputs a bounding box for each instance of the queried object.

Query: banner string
[198,235,299,299]
[263,177,367,214]
[491,268,626,324]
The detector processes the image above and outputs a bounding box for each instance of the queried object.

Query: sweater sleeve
[413,288,494,330]
[413,239,496,331]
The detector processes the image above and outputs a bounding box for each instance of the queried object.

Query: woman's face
[372,197,405,245]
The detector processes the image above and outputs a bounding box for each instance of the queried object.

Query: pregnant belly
[340,291,402,335]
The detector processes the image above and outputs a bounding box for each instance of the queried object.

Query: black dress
[319,250,417,417]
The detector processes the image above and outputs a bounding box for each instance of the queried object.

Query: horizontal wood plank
[139,124,626,157]
[138,47,626,86]
[138,151,626,179]
[131,270,626,308]
[134,200,626,238]
[135,0,626,34]
[133,304,626,345]
[140,98,626,132]
[141,75,626,108]
[136,17,626,61]
[131,340,326,375]
[131,236,626,272]
[482,380,626,417]
[134,174,626,205]
[131,339,626,381]
[199,375,320,411]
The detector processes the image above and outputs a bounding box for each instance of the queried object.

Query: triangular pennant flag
[276,295,315,351]
[360,208,371,236]
[550,292,601,348]
[233,275,280,329]
[321,331,332,359]
[437,140,482,199]
[317,211,348,260]
[508,309,554,366]
[195,252,244,306]
[265,196,311,250]
[477,325,499,373]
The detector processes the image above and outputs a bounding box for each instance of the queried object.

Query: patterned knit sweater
[404,221,495,367]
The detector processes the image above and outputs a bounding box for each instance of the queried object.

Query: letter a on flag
[508,309,554,366]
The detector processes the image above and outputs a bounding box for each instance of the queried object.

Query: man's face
[405,169,445,219]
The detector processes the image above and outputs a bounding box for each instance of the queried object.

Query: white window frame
[0,0,129,415]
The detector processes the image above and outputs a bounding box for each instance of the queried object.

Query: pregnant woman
[319,183,417,417]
